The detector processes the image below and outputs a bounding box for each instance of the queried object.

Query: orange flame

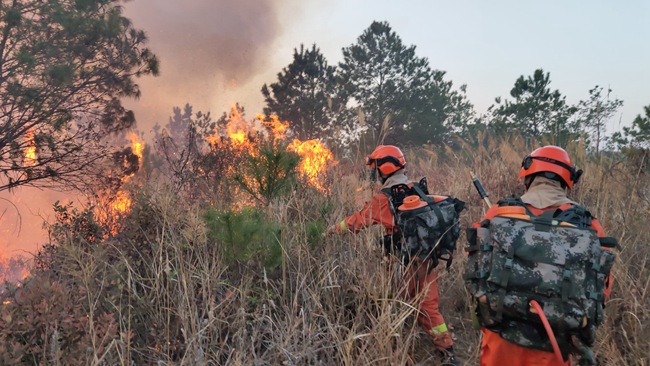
[205,107,259,152]
[111,190,132,214]
[129,132,144,161]
[259,114,289,141]
[204,131,221,146]
[24,129,37,166]
[204,110,336,193]
[288,139,336,190]
[0,255,31,286]
[110,133,143,214]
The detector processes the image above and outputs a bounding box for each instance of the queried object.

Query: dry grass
[1,137,648,365]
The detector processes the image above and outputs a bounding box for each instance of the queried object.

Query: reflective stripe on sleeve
[339,221,348,232]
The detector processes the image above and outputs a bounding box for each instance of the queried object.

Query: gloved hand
[577,322,596,347]
[323,224,339,237]
[571,334,596,366]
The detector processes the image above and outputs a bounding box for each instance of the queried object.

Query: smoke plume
[122,0,296,129]
[0,0,301,255]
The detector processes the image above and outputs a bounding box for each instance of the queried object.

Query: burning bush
[151,105,337,209]
[0,255,31,288]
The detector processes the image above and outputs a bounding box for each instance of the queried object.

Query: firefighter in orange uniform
[327,145,457,365]
[474,146,614,366]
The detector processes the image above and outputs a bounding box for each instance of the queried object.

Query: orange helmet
[518,145,582,188]
[366,145,406,176]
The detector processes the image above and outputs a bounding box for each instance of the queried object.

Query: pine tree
[338,21,431,145]
[490,69,576,145]
[262,44,343,141]
[0,0,158,191]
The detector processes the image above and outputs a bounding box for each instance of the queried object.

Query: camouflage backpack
[382,177,466,268]
[464,198,619,363]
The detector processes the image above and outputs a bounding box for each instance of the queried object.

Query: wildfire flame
[204,109,336,192]
[288,139,336,190]
[130,132,144,160]
[110,133,144,214]
[23,129,37,166]
[111,190,132,214]
[0,255,31,287]
[205,108,263,156]
[259,114,289,141]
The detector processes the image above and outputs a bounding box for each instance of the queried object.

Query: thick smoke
[123,0,295,129]
[0,0,300,255]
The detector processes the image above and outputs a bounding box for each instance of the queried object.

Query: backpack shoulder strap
[417,177,430,194]
[554,204,593,228]
[411,182,434,204]
[497,196,534,216]
[381,183,412,223]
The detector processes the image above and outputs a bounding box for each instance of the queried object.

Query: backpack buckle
[479,243,492,252]
[591,261,602,272]
[505,258,513,270]
[586,291,603,301]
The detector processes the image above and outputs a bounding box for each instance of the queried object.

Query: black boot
[436,347,458,366]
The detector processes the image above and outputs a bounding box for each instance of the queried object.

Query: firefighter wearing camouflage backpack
[326,145,464,365]
[465,146,618,366]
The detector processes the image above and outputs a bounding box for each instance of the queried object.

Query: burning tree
[152,104,337,207]
[201,109,337,206]
[91,132,146,234]
[0,0,158,192]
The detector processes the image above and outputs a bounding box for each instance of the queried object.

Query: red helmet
[366,145,406,176]
[518,145,582,188]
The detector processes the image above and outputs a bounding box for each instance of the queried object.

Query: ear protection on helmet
[573,168,583,184]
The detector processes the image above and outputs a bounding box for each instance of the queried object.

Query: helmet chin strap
[524,176,534,190]
[369,167,388,184]
[378,171,389,184]
[369,167,377,182]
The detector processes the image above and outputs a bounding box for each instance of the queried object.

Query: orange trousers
[402,259,453,350]
[480,329,571,366]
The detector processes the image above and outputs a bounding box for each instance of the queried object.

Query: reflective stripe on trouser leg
[430,323,448,335]
[409,263,453,350]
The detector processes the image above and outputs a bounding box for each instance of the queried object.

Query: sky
[121,0,650,132]
[1,0,649,256]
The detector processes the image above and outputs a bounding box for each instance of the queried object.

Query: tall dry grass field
[0,137,647,365]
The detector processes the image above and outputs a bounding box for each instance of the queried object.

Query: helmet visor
[365,155,404,169]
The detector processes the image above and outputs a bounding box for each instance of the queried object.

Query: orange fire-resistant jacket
[335,172,447,235]
[475,187,612,366]
[336,172,454,351]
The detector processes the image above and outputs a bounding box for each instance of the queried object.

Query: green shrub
[204,207,283,268]
[231,140,300,206]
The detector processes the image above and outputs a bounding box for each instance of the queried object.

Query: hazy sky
[1,0,649,255]
[123,0,650,133]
